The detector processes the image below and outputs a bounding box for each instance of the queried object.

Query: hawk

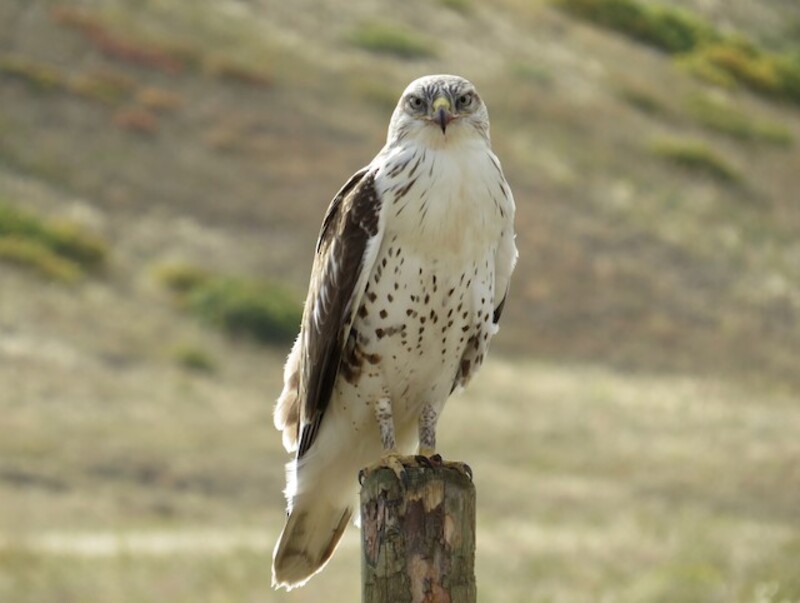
[272,74,517,589]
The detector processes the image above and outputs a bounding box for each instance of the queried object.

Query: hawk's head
[387,75,490,147]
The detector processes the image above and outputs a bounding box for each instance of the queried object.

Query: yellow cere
[432,96,451,112]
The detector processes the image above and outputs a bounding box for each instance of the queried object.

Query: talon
[463,463,473,481]
[415,455,434,469]
[431,453,443,464]
[358,468,367,485]
[360,452,411,487]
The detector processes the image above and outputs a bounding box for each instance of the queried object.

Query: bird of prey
[272,74,517,589]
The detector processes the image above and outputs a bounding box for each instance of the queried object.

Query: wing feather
[294,168,383,459]
[451,167,517,393]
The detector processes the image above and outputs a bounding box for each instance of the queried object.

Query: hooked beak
[432,96,454,134]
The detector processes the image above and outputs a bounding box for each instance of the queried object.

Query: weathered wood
[360,463,476,603]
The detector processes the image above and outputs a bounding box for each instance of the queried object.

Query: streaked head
[387,75,490,147]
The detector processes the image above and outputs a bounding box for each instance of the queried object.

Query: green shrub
[617,83,669,115]
[439,0,473,14]
[650,137,741,183]
[554,0,717,53]
[775,54,800,102]
[680,41,800,104]
[556,0,800,104]
[0,55,138,106]
[70,70,135,104]
[44,221,107,268]
[186,278,300,345]
[0,202,107,272]
[685,94,793,145]
[153,262,211,294]
[156,263,301,345]
[645,6,718,53]
[693,40,781,93]
[349,24,436,59]
[677,52,738,89]
[0,237,82,283]
[0,55,65,91]
[171,343,216,373]
[511,62,555,87]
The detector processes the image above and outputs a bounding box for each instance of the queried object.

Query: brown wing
[295,168,383,459]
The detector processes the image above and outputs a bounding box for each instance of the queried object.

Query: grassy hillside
[1,0,799,388]
[1,0,799,601]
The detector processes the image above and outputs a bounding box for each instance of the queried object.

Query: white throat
[372,136,507,262]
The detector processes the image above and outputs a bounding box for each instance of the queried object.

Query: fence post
[360,463,476,603]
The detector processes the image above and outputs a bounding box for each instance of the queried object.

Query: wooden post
[360,463,476,603]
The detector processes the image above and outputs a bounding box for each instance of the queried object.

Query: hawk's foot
[359,451,410,486]
[414,455,435,469]
[359,453,473,486]
[447,460,473,481]
[415,451,472,481]
[414,450,443,469]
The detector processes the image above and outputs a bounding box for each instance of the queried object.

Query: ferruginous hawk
[272,74,517,589]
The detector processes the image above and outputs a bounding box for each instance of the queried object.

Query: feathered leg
[417,401,473,479]
[359,397,408,483]
[418,402,439,458]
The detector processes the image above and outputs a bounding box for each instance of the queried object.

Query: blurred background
[1,0,799,601]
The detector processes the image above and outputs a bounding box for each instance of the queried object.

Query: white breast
[373,141,508,263]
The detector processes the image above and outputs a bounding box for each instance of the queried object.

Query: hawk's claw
[360,454,472,486]
[414,455,434,469]
[360,452,410,486]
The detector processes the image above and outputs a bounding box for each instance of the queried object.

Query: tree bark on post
[360,463,476,603]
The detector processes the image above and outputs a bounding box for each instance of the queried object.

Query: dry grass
[204,57,272,87]
[135,87,184,112]
[50,6,185,74]
[70,69,136,104]
[0,357,798,602]
[113,107,159,134]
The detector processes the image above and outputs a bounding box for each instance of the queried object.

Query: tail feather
[272,500,352,590]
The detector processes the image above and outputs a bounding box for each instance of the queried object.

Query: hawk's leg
[416,402,473,480]
[418,402,439,458]
[375,397,396,451]
[359,397,407,485]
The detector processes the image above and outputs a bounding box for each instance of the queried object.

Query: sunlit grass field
[2,354,798,602]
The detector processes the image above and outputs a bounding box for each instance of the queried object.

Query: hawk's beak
[432,96,453,134]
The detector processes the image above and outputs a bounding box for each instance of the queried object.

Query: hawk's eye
[407,95,425,112]
[456,93,473,110]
